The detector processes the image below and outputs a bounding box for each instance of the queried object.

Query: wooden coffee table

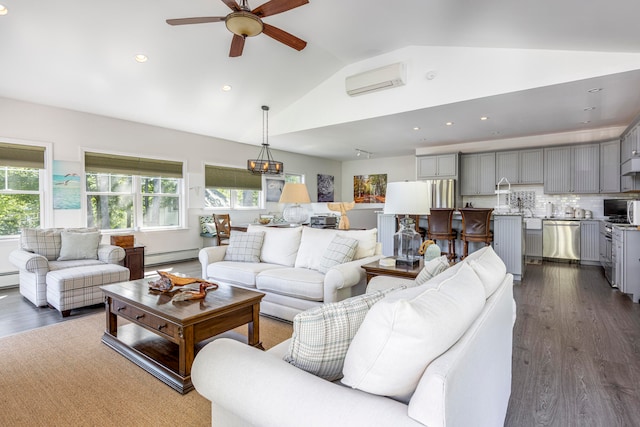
[101,279,264,394]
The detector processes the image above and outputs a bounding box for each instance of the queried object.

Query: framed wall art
[265,177,285,202]
[317,174,334,202]
[353,173,387,204]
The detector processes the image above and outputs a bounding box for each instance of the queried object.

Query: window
[204,165,263,210]
[85,152,183,231]
[285,173,304,184]
[0,142,45,237]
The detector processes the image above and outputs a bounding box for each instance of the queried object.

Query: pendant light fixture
[247,105,283,175]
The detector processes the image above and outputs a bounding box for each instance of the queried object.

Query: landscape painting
[317,174,334,202]
[52,160,81,209]
[353,174,387,204]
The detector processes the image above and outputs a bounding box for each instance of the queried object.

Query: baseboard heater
[145,248,200,267]
[0,271,19,289]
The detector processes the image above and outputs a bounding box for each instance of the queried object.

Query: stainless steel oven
[602,222,614,286]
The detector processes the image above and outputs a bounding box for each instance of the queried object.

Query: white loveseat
[192,246,515,427]
[198,225,382,321]
[9,228,129,316]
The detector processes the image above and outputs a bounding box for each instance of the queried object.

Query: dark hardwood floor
[1,259,639,425]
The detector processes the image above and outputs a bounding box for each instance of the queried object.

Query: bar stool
[459,208,493,259]
[427,208,457,262]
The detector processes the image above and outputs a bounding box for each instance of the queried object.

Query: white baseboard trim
[0,272,19,289]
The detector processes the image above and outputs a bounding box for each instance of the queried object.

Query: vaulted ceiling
[1,0,640,161]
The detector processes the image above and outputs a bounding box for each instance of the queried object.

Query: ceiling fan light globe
[225,12,263,37]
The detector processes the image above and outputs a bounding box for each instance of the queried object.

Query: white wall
[0,97,341,278]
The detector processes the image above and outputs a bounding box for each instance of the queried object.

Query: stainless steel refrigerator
[423,179,456,209]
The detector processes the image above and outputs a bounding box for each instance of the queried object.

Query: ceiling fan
[166,0,309,57]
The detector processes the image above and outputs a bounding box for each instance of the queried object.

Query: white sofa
[9,228,129,316]
[198,225,382,321]
[192,246,515,427]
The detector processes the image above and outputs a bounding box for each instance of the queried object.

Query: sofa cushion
[224,231,265,263]
[284,288,399,381]
[57,231,101,261]
[295,227,339,270]
[247,225,302,267]
[463,246,507,298]
[20,228,63,261]
[207,261,281,288]
[318,236,359,274]
[337,228,378,259]
[341,263,486,403]
[414,255,450,286]
[256,268,325,301]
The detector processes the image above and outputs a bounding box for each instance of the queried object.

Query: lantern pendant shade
[247,106,284,175]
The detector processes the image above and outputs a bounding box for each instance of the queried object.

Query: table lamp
[383,181,430,267]
[279,183,311,225]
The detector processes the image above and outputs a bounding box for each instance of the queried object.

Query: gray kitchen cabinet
[544,144,599,194]
[525,229,543,258]
[493,215,524,281]
[621,125,638,164]
[461,152,495,195]
[416,154,458,179]
[621,174,640,192]
[600,139,620,193]
[580,220,600,265]
[496,149,543,185]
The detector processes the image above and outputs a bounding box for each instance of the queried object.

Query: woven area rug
[0,312,292,426]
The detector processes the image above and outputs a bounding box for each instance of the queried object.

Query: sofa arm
[198,246,227,278]
[323,255,382,303]
[9,249,50,274]
[192,339,420,427]
[97,244,126,264]
[366,275,415,293]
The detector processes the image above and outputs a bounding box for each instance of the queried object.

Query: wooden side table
[123,245,145,280]
[361,258,424,283]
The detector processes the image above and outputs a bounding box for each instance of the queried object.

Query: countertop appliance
[563,206,574,218]
[574,208,585,219]
[627,200,640,225]
[543,220,580,261]
[310,215,337,229]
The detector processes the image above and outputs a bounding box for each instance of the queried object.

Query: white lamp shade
[279,183,311,204]
[383,181,431,215]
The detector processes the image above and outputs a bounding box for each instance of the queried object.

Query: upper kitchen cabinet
[544,144,599,194]
[621,125,638,163]
[417,153,458,179]
[461,152,496,195]
[495,149,543,185]
[600,139,620,193]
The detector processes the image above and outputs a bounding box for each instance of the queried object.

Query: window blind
[205,165,261,191]
[85,152,183,178]
[0,142,46,168]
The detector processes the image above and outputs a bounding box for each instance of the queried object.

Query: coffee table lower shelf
[102,323,204,394]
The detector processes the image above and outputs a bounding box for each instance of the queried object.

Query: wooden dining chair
[213,214,231,246]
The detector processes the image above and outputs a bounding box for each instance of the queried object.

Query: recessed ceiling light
[445,121,454,126]
[222,85,232,92]
[0,5,7,16]
[480,116,489,121]
[413,127,420,131]
[587,88,602,93]
[583,106,596,111]
[134,54,148,63]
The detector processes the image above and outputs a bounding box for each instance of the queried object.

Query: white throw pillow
[337,228,378,259]
[414,255,450,286]
[57,231,102,261]
[464,246,507,298]
[223,231,264,263]
[317,236,359,274]
[295,227,339,270]
[247,225,302,266]
[341,263,486,403]
[284,288,399,381]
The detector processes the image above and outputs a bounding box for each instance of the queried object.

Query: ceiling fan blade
[166,17,225,26]
[221,0,242,12]
[252,0,309,18]
[262,23,307,51]
[229,34,246,57]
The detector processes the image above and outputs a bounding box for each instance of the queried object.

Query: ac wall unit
[345,62,406,96]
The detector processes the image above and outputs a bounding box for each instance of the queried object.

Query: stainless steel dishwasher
[542,220,581,261]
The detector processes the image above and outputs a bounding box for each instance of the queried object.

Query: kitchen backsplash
[463,185,639,219]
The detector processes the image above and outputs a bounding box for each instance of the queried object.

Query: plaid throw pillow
[414,255,450,285]
[317,236,359,274]
[283,287,400,381]
[223,231,265,263]
[20,228,63,261]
